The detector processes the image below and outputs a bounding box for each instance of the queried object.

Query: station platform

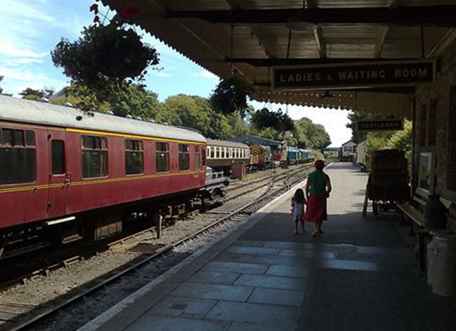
[79,163,456,331]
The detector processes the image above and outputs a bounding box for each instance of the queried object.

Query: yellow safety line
[0,170,204,194]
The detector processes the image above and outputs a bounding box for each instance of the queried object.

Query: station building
[65,2,456,330]
[103,0,456,228]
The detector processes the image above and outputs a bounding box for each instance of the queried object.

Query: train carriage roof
[206,139,249,149]
[0,95,206,144]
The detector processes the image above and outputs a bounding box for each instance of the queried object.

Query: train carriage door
[47,130,68,218]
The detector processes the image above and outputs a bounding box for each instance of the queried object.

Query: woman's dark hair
[294,188,305,203]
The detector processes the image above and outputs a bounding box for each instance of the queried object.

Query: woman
[305,160,331,238]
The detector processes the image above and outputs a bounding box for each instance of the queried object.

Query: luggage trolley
[362,149,410,216]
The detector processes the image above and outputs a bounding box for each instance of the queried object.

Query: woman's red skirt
[305,195,327,223]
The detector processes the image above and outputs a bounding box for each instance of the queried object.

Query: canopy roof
[103,0,456,116]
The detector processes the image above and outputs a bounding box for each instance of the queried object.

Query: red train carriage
[0,96,207,256]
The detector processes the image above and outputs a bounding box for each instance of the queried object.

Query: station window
[81,135,108,178]
[210,146,215,159]
[195,146,201,169]
[215,147,220,159]
[0,128,36,185]
[125,139,144,175]
[156,142,169,172]
[179,144,190,170]
[52,140,65,175]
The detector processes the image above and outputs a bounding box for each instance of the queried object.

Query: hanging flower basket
[51,16,159,89]
[210,75,254,117]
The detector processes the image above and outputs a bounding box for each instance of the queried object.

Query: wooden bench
[396,201,429,272]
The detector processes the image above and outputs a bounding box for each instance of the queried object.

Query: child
[291,188,306,235]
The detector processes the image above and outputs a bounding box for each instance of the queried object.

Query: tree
[50,83,109,113]
[0,76,3,94]
[50,83,159,118]
[210,76,253,118]
[294,118,331,150]
[51,18,158,95]
[51,12,159,114]
[20,88,54,101]
[108,84,159,119]
[251,107,295,134]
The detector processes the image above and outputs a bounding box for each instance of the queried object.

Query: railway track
[0,164,311,291]
[0,166,312,331]
[226,162,311,193]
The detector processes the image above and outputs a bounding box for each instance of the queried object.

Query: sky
[0,0,352,147]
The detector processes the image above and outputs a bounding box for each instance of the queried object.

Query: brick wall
[415,39,456,228]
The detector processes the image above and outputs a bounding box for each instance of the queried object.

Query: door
[47,130,69,218]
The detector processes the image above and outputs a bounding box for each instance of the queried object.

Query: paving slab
[226,246,280,256]
[147,296,218,318]
[266,265,311,278]
[228,322,293,331]
[206,301,298,325]
[216,252,304,266]
[189,270,241,285]
[234,274,308,290]
[126,316,230,331]
[248,287,305,306]
[171,283,254,302]
[203,261,268,275]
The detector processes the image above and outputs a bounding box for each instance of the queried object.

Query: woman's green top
[307,170,328,196]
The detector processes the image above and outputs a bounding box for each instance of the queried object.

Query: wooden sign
[357,120,404,131]
[272,61,434,90]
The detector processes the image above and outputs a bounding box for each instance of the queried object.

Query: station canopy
[103,0,456,118]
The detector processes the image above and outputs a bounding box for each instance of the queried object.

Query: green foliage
[51,18,159,97]
[107,84,159,119]
[251,107,295,134]
[20,88,54,101]
[49,83,158,118]
[364,120,413,167]
[210,76,254,118]
[294,118,331,150]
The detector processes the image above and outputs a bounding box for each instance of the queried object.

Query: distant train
[206,139,250,178]
[287,147,313,165]
[339,140,357,162]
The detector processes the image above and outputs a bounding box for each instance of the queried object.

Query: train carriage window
[81,135,108,178]
[195,146,201,170]
[179,144,190,170]
[156,142,169,172]
[52,140,65,175]
[0,129,36,185]
[202,148,206,166]
[125,139,144,175]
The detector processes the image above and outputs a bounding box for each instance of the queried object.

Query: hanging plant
[210,75,254,118]
[51,5,159,92]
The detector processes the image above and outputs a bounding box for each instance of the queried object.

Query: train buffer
[78,163,456,331]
